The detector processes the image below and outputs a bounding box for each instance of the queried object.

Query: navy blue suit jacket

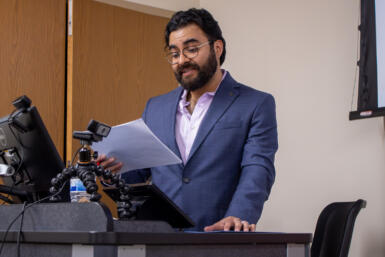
[122,72,278,231]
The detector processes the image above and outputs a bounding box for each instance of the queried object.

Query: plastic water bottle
[70,178,91,202]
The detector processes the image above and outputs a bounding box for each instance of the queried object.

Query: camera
[73,120,111,144]
[87,120,111,137]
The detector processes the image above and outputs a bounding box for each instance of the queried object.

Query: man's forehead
[168,24,207,47]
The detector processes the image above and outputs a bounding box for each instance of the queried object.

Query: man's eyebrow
[168,45,178,51]
[183,38,200,45]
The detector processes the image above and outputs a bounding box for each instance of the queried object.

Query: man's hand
[95,154,123,173]
[204,216,256,232]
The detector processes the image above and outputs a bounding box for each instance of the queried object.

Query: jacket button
[182,177,191,184]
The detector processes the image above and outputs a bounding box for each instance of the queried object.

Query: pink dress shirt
[175,71,227,164]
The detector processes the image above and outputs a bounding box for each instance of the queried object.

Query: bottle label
[70,178,86,192]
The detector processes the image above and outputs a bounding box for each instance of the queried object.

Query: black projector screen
[376,0,385,108]
[350,0,385,120]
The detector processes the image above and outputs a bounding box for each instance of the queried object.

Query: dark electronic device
[104,184,195,228]
[350,0,385,120]
[0,95,66,203]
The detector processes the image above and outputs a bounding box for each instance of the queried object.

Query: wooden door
[0,0,66,203]
[69,0,176,215]
[0,0,66,157]
[68,0,176,156]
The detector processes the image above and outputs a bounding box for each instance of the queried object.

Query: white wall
[97,0,385,256]
[95,0,199,17]
[199,0,385,257]
[118,0,199,12]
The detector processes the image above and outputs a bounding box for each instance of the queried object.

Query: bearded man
[101,8,278,232]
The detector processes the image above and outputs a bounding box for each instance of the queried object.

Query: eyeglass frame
[165,40,213,65]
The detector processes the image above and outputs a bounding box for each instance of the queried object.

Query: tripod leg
[49,167,76,202]
[96,165,135,219]
[77,165,101,202]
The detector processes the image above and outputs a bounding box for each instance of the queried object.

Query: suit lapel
[165,87,184,161]
[186,73,240,164]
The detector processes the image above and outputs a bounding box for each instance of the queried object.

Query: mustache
[176,62,200,76]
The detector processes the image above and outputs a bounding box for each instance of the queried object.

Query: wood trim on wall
[66,0,74,163]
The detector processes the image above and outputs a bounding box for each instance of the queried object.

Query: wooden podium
[0,203,311,257]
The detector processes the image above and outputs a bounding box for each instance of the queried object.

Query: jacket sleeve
[224,94,278,224]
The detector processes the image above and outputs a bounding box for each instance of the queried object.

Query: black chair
[311,199,366,257]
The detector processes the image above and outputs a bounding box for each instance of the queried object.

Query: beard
[174,48,218,92]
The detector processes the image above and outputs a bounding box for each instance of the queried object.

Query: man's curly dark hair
[165,8,226,65]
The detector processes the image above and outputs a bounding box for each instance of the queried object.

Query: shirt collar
[179,69,227,105]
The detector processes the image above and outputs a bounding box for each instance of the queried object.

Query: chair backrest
[311,199,366,257]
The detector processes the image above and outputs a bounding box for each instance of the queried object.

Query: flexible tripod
[49,120,134,219]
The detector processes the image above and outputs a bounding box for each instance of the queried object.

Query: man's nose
[177,53,190,64]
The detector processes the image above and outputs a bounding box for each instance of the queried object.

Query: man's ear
[213,40,224,60]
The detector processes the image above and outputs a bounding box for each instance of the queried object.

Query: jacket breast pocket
[214,121,242,130]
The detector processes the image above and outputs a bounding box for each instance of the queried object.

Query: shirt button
[183,177,191,184]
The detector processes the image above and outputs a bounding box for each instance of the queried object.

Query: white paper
[92,118,181,173]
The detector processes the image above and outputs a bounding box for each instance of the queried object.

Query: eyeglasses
[166,41,211,65]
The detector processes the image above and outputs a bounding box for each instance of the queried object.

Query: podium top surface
[0,231,312,245]
[0,203,312,246]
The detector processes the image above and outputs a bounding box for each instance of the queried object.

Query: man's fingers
[204,225,215,232]
[242,221,250,232]
[204,222,222,232]
[223,221,233,231]
[108,162,123,173]
[204,220,225,231]
[205,217,256,232]
[100,157,116,168]
[95,153,106,163]
[233,219,242,232]
[94,154,122,173]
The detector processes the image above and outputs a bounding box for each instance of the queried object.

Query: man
[100,8,278,232]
